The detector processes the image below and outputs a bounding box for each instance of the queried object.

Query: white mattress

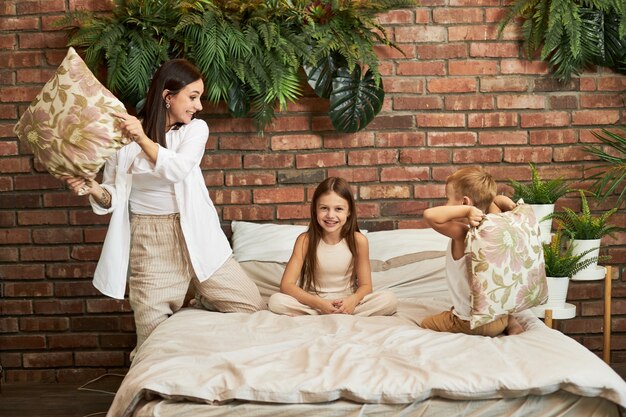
[109,299,626,417]
[133,392,621,417]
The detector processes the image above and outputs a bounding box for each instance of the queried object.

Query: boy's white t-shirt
[445,240,472,320]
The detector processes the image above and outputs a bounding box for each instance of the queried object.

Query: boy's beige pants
[128,214,264,355]
[421,308,508,337]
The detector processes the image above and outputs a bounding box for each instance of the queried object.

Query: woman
[64,59,264,355]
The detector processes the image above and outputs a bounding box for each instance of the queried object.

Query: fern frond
[585,126,626,206]
[498,0,543,36]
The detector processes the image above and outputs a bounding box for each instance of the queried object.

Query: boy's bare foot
[506,316,524,335]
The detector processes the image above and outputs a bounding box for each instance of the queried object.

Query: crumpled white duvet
[108,299,626,417]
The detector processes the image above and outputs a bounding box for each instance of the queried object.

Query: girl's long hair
[301,177,360,293]
[138,59,203,148]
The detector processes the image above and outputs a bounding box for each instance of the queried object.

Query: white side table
[531,303,576,324]
[533,266,612,363]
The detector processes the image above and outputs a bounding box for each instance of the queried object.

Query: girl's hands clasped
[317,298,341,315]
[332,295,360,315]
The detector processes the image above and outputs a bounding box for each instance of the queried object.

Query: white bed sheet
[108,299,626,417]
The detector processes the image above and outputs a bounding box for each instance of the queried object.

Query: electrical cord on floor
[77,372,126,395]
[79,373,126,417]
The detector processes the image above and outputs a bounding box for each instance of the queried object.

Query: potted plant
[584,125,626,208]
[549,190,623,280]
[541,231,604,308]
[55,0,417,133]
[509,163,571,243]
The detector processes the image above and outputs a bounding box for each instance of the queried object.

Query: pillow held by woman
[13,47,129,179]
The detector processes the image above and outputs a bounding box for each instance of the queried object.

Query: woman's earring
[165,102,170,109]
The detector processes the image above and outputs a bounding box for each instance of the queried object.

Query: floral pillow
[13,47,129,179]
[465,202,548,329]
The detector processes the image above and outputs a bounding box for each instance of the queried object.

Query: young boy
[422,167,524,336]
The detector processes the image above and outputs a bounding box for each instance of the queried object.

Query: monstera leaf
[304,52,347,99]
[329,66,384,133]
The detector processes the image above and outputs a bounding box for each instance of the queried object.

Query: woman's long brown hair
[301,177,360,293]
[138,59,203,148]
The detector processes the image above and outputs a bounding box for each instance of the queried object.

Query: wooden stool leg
[545,309,553,329]
[603,266,612,364]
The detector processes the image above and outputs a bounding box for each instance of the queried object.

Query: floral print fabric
[13,47,129,179]
[465,202,548,329]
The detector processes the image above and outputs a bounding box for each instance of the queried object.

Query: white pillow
[232,223,450,301]
[240,257,449,303]
[367,228,448,262]
[231,221,308,263]
[367,229,448,299]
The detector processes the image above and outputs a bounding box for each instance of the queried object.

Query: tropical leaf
[303,52,348,98]
[329,66,384,133]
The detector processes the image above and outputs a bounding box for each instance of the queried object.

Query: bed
[107,222,626,417]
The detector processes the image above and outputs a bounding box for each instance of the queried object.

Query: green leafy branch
[584,126,626,207]
[499,0,626,82]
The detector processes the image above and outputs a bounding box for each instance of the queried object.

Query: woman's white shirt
[129,155,178,215]
[89,119,232,299]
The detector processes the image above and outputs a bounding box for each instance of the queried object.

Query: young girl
[63,59,264,357]
[269,177,397,316]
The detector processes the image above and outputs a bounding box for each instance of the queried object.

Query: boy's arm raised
[490,195,517,213]
[424,205,484,241]
[424,205,484,260]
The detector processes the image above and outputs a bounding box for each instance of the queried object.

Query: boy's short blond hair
[446,167,496,212]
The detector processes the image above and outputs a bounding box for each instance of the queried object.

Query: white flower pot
[545,276,570,308]
[571,238,601,280]
[530,204,555,244]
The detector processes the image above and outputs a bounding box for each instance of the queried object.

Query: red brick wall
[1,0,625,383]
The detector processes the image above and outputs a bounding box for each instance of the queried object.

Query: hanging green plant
[56,0,416,133]
[498,0,626,82]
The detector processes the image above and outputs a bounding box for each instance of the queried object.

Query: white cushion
[367,228,448,261]
[231,221,307,263]
[232,222,450,301]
